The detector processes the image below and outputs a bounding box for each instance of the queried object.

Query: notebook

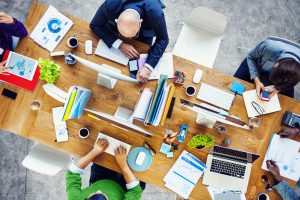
[243,89,281,118]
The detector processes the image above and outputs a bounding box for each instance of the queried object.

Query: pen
[88,114,100,121]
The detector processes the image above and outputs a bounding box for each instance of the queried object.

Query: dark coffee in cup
[78,128,89,138]
[258,193,269,200]
[185,85,196,96]
[67,36,78,48]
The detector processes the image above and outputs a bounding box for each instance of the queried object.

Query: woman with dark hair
[234,37,300,98]
[0,11,28,74]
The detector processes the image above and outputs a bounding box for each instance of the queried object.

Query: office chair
[173,7,228,68]
[22,143,71,176]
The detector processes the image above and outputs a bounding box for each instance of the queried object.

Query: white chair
[22,143,71,176]
[173,7,228,68]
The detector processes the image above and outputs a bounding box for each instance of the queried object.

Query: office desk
[0,3,299,200]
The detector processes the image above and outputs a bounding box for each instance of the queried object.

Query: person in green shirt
[66,138,144,200]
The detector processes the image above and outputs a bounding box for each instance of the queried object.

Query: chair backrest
[184,7,227,35]
[267,36,300,49]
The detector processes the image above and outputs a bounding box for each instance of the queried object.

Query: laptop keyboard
[210,159,246,179]
[214,146,247,159]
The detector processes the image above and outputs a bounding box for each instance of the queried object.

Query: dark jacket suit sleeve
[89,2,118,47]
[145,15,169,69]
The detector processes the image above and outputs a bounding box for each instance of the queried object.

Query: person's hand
[0,12,14,24]
[266,160,283,183]
[254,77,265,98]
[114,146,129,170]
[278,127,299,139]
[92,138,109,156]
[137,66,151,83]
[267,85,279,99]
[0,60,10,75]
[119,43,139,59]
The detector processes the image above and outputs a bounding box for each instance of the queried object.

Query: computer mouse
[85,40,93,55]
[193,69,203,84]
[135,151,146,166]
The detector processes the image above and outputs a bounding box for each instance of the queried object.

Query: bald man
[90,0,169,83]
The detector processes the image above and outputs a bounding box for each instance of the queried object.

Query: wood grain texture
[0,3,299,200]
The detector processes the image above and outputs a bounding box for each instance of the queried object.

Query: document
[243,89,281,118]
[207,186,246,200]
[30,6,73,52]
[133,88,153,121]
[262,134,300,181]
[52,107,68,142]
[164,150,207,199]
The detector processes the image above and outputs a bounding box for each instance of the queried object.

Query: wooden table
[1,3,299,200]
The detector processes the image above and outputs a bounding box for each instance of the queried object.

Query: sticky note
[166,152,174,158]
[160,143,172,155]
[230,81,246,95]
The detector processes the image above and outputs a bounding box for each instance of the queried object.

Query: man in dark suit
[90,0,169,83]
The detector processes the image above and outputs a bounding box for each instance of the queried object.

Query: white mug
[257,193,270,200]
[184,85,196,96]
[78,128,89,139]
[67,36,79,48]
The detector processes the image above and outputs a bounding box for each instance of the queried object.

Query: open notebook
[243,89,281,118]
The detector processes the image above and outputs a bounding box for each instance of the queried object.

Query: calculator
[282,111,300,128]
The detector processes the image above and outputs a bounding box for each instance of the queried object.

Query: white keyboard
[96,133,131,155]
[95,40,129,66]
[197,83,235,110]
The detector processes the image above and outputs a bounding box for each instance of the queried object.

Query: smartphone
[2,88,17,100]
[260,89,270,102]
[128,59,139,78]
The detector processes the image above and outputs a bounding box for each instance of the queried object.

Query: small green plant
[187,134,214,149]
[38,58,60,84]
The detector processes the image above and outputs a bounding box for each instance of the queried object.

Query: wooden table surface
[1,3,299,200]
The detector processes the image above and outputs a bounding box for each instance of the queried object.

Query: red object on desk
[0,50,40,92]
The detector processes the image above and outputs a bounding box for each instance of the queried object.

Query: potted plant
[187,134,214,150]
[38,58,60,84]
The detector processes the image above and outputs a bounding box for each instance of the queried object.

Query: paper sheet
[262,134,300,181]
[30,6,73,52]
[133,88,153,121]
[243,89,281,118]
[52,107,68,142]
[207,186,246,200]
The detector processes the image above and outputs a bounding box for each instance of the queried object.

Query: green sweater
[66,170,142,200]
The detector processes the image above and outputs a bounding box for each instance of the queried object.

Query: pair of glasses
[251,101,265,115]
[144,142,156,156]
[261,175,273,191]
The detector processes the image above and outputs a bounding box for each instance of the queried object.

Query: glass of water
[249,117,261,128]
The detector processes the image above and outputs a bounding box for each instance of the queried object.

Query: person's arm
[114,146,143,200]
[0,12,28,37]
[247,40,269,80]
[66,139,109,200]
[89,2,119,47]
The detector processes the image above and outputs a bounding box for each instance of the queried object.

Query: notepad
[243,89,281,118]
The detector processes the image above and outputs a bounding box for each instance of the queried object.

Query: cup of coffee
[67,35,79,49]
[257,193,269,200]
[184,85,196,96]
[78,128,89,139]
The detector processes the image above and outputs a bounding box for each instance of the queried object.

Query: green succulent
[187,134,214,149]
[38,58,60,84]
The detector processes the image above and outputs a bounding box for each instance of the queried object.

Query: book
[160,83,175,126]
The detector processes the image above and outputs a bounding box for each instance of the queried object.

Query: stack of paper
[138,53,174,80]
[30,6,73,52]
[262,134,300,181]
[133,89,153,121]
[62,86,91,121]
[164,150,207,199]
[243,89,281,118]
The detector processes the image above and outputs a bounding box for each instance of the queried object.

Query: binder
[160,83,175,126]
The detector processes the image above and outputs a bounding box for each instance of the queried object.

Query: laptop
[202,145,260,193]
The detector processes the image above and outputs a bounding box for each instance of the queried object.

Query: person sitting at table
[266,127,300,200]
[234,38,300,98]
[0,12,28,62]
[66,139,144,200]
[90,0,169,83]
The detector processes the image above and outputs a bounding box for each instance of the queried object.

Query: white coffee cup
[67,36,79,48]
[257,193,270,200]
[78,128,89,139]
[184,85,196,96]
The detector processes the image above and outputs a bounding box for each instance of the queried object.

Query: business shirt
[0,18,28,61]
[273,178,300,200]
[66,163,142,200]
[90,0,169,71]
[247,38,300,80]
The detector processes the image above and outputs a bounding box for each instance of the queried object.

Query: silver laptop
[202,145,260,193]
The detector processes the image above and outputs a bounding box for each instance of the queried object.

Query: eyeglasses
[251,101,265,115]
[261,174,273,191]
[144,142,156,156]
